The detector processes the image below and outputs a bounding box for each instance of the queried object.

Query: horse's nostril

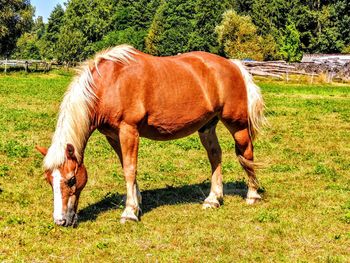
[54,219,66,226]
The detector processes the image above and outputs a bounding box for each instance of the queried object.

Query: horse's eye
[67,176,76,188]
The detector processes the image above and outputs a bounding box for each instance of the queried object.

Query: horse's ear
[66,144,76,160]
[35,145,48,156]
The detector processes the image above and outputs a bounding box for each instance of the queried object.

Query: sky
[31,0,66,23]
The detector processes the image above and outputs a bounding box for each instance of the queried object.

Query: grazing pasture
[0,72,349,262]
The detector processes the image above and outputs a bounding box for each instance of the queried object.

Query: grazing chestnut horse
[36,45,265,226]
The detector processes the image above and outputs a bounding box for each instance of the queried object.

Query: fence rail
[2,57,350,83]
[0,59,54,72]
[241,59,350,83]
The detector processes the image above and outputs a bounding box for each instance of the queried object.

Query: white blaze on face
[52,169,63,220]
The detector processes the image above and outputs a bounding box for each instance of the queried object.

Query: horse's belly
[138,113,215,140]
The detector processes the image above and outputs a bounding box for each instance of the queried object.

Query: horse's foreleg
[234,128,261,204]
[118,124,142,223]
[199,126,223,209]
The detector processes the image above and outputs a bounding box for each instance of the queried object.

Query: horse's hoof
[120,207,141,223]
[246,197,261,205]
[246,190,261,205]
[202,200,220,209]
[120,215,139,224]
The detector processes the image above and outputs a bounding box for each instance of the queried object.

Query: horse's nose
[54,219,66,226]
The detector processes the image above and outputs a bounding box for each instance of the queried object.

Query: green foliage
[93,28,147,52]
[255,209,280,223]
[0,164,10,177]
[13,16,45,60]
[39,5,65,60]
[56,26,88,63]
[0,140,29,158]
[188,0,226,53]
[112,0,160,31]
[13,32,41,59]
[308,5,344,53]
[55,0,118,60]
[278,21,303,62]
[342,46,350,54]
[145,0,196,56]
[8,0,350,62]
[334,0,350,47]
[0,0,34,57]
[216,10,277,60]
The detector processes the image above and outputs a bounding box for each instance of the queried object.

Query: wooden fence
[2,56,350,83]
[0,59,54,72]
[241,59,350,83]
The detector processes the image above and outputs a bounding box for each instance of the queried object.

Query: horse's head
[36,144,87,227]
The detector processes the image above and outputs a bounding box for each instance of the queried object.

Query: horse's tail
[231,60,266,140]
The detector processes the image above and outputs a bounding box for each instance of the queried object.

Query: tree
[229,0,346,55]
[98,0,161,52]
[145,0,196,56]
[309,4,344,53]
[93,27,146,52]
[39,4,65,59]
[216,10,277,60]
[0,0,34,57]
[111,0,159,31]
[14,32,40,59]
[279,21,303,62]
[188,0,226,53]
[14,16,44,59]
[56,26,88,63]
[57,0,118,60]
[334,0,350,48]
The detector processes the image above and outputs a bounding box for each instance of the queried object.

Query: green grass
[0,73,349,262]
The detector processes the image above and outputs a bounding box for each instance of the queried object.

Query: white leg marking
[52,169,63,221]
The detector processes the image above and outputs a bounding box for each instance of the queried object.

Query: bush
[216,10,277,61]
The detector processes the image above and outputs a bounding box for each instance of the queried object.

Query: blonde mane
[44,45,137,170]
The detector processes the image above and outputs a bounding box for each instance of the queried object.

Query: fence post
[24,61,28,72]
[4,58,7,73]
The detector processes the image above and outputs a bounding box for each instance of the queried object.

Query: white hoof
[246,198,260,205]
[120,206,140,223]
[202,194,221,209]
[202,201,220,209]
[246,190,261,205]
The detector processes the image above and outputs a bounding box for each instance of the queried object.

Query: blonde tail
[231,60,266,140]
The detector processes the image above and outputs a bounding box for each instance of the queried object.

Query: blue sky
[31,0,66,22]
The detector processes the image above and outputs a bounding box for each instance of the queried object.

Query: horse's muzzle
[54,218,67,226]
[54,213,77,227]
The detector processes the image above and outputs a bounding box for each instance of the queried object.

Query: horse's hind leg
[198,122,223,209]
[232,127,261,204]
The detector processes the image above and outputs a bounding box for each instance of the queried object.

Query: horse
[36,45,265,227]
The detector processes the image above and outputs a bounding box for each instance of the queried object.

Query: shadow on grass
[78,180,256,223]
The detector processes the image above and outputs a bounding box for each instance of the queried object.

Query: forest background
[1,0,349,63]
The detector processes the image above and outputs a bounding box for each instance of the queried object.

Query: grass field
[0,71,349,262]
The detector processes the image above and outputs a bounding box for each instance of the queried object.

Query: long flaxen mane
[44,45,137,170]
